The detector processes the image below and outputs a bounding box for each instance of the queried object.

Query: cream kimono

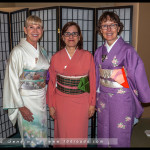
[3,38,50,147]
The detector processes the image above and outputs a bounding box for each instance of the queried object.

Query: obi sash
[56,74,89,95]
[20,69,47,90]
[99,67,129,88]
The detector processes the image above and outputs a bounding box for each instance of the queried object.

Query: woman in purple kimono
[94,11,150,147]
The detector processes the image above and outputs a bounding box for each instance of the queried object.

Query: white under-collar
[65,47,77,60]
[105,35,120,53]
[19,38,40,57]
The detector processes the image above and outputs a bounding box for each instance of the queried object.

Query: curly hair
[97,11,124,36]
[60,22,83,50]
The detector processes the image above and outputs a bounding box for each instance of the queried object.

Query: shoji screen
[60,7,95,54]
[0,11,16,139]
[96,6,133,48]
[30,7,59,144]
[60,7,95,138]
[30,7,59,60]
[10,8,29,49]
[95,6,133,137]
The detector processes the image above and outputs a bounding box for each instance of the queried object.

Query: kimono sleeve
[46,55,57,108]
[88,53,96,106]
[134,58,150,103]
[125,47,150,103]
[3,48,24,109]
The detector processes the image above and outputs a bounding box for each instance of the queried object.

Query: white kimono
[3,38,50,147]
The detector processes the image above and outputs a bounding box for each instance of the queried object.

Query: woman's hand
[88,105,95,118]
[19,106,34,122]
[50,107,56,120]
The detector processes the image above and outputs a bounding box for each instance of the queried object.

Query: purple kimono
[94,37,150,147]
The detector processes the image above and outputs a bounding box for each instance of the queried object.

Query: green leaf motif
[78,76,90,93]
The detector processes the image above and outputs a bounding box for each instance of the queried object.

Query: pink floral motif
[33,73,41,80]
[117,88,126,94]
[108,93,114,97]
[112,56,118,67]
[98,108,101,113]
[134,89,138,96]
[100,102,105,109]
[117,122,125,129]
[125,116,131,122]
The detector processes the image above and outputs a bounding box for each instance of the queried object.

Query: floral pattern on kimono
[3,38,50,148]
[94,36,150,147]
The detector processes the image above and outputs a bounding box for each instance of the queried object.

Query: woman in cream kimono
[3,16,49,147]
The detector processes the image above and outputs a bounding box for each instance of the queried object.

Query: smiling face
[24,24,43,48]
[100,17,120,46]
[62,25,80,50]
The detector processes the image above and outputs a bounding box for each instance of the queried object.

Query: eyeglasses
[101,24,118,30]
[63,32,79,37]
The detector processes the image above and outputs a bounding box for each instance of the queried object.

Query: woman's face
[100,19,120,46]
[62,25,80,49]
[24,23,43,46]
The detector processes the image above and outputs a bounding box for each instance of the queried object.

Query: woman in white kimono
[3,15,49,147]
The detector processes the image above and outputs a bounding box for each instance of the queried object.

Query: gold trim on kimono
[100,78,123,88]
[99,67,127,79]
[99,67,128,88]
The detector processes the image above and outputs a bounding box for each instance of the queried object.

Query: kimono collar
[105,35,120,53]
[19,38,40,57]
[65,47,77,60]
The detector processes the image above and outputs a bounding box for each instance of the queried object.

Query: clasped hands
[19,106,34,122]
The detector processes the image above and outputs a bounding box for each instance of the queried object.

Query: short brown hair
[60,22,83,50]
[97,11,124,36]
